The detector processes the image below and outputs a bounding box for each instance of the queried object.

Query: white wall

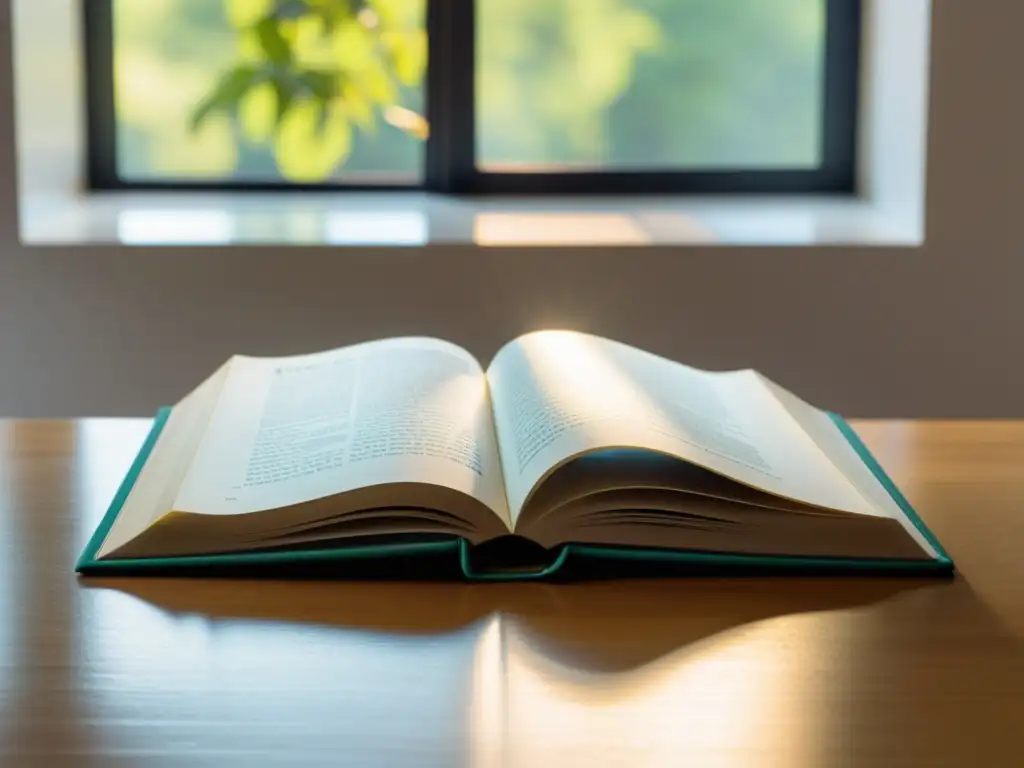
[0,0,1019,418]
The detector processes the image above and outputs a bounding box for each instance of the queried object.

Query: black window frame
[84,0,862,195]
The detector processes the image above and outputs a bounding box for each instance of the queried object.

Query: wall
[0,0,1019,418]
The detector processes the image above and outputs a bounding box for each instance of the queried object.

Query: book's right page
[755,375,943,560]
[557,413,952,577]
[487,331,875,523]
[485,331,943,568]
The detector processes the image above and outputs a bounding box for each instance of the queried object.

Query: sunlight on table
[465,615,833,768]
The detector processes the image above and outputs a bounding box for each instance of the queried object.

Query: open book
[77,331,952,578]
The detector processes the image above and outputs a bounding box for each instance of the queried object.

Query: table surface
[0,419,1021,767]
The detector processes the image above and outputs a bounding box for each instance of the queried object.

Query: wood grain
[0,419,1021,767]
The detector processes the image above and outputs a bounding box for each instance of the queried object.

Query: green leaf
[226,0,273,28]
[272,76,299,126]
[390,30,427,86]
[238,72,300,139]
[299,69,338,100]
[256,18,293,64]
[314,92,331,135]
[332,18,375,71]
[340,82,374,131]
[307,5,339,36]
[363,62,397,105]
[190,65,260,131]
[274,99,353,181]
[239,81,277,142]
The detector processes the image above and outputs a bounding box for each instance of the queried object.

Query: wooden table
[0,420,1021,767]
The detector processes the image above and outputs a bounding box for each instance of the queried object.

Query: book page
[755,374,940,558]
[486,331,877,525]
[96,361,232,559]
[173,338,511,528]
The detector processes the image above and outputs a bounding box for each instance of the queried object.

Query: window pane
[476,0,825,172]
[112,0,427,184]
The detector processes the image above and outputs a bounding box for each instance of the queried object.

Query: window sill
[19,192,922,247]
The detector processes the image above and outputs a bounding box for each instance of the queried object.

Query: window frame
[84,0,862,195]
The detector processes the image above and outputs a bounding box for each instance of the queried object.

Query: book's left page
[96,362,232,558]
[97,338,512,561]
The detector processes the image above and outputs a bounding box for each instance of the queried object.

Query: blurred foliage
[114,0,823,182]
[476,0,822,169]
[477,0,661,168]
[190,0,427,180]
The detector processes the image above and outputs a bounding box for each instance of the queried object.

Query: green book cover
[76,409,955,580]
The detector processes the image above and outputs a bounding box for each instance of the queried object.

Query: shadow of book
[85,575,947,675]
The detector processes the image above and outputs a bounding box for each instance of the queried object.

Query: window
[85,0,860,194]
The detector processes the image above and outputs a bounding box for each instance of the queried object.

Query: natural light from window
[108,0,827,185]
[476,0,825,172]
